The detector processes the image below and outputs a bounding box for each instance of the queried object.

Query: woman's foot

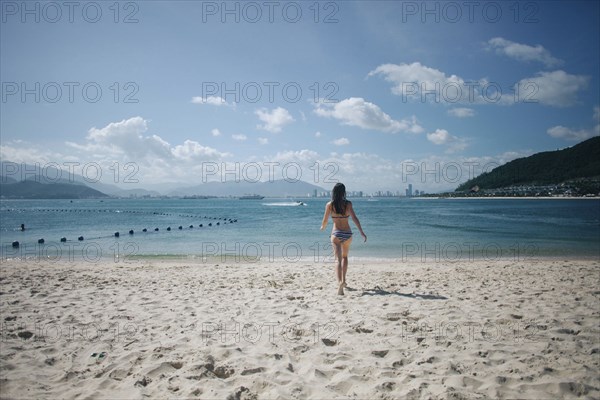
[337,283,345,295]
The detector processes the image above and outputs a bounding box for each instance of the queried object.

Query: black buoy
[199,224,203,227]
[61,237,67,242]
[38,238,44,244]
[167,227,171,231]
[189,225,193,228]
[12,241,19,248]
[129,230,134,235]
[216,222,220,225]
[143,228,147,232]
[154,228,159,231]
[208,223,212,226]
[178,226,183,230]
[114,232,120,237]
[78,236,84,241]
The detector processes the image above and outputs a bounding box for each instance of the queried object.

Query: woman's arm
[320,202,331,230]
[348,202,367,242]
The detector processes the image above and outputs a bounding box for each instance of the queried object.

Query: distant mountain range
[0,162,161,198]
[0,180,109,199]
[456,136,600,191]
[0,161,328,199]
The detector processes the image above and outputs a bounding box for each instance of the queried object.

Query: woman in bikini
[320,183,367,295]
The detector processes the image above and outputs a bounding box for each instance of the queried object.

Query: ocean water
[1,198,599,262]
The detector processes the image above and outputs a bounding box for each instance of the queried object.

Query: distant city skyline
[312,185,425,198]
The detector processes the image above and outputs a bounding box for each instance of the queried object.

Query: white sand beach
[1,257,599,399]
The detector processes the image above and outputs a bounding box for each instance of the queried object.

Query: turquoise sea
[1,198,599,262]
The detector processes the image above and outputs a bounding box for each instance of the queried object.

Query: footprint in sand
[240,367,265,375]
[386,313,401,321]
[214,365,235,378]
[314,369,334,379]
[17,331,34,340]
[108,368,130,381]
[146,360,184,377]
[378,381,395,391]
[227,386,258,400]
[134,376,151,387]
[372,350,389,358]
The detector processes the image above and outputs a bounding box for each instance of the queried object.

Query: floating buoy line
[3,208,238,248]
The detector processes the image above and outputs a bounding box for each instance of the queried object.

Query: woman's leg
[341,237,353,287]
[331,237,343,283]
[331,237,344,295]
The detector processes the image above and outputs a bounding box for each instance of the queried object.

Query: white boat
[263,201,307,207]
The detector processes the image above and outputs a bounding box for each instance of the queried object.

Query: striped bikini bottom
[331,230,353,242]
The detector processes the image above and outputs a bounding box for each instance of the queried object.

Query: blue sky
[1,1,599,193]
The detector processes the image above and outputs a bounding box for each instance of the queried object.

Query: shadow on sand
[360,286,448,300]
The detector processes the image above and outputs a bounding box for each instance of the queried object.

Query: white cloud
[487,37,563,67]
[448,108,475,118]
[211,128,222,137]
[332,137,350,146]
[87,116,147,140]
[426,129,468,153]
[255,107,295,133]
[315,131,322,138]
[171,139,230,161]
[270,149,320,164]
[64,117,231,183]
[0,117,235,185]
[546,126,596,141]
[80,117,171,159]
[80,117,230,160]
[370,63,588,108]
[368,63,490,105]
[547,106,600,141]
[191,96,235,108]
[232,134,247,141]
[258,137,269,145]
[427,129,452,145]
[314,97,423,134]
[512,70,589,107]
[0,144,68,166]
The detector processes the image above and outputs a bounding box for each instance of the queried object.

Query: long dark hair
[331,183,347,215]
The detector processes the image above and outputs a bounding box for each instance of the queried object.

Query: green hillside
[456,137,600,191]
